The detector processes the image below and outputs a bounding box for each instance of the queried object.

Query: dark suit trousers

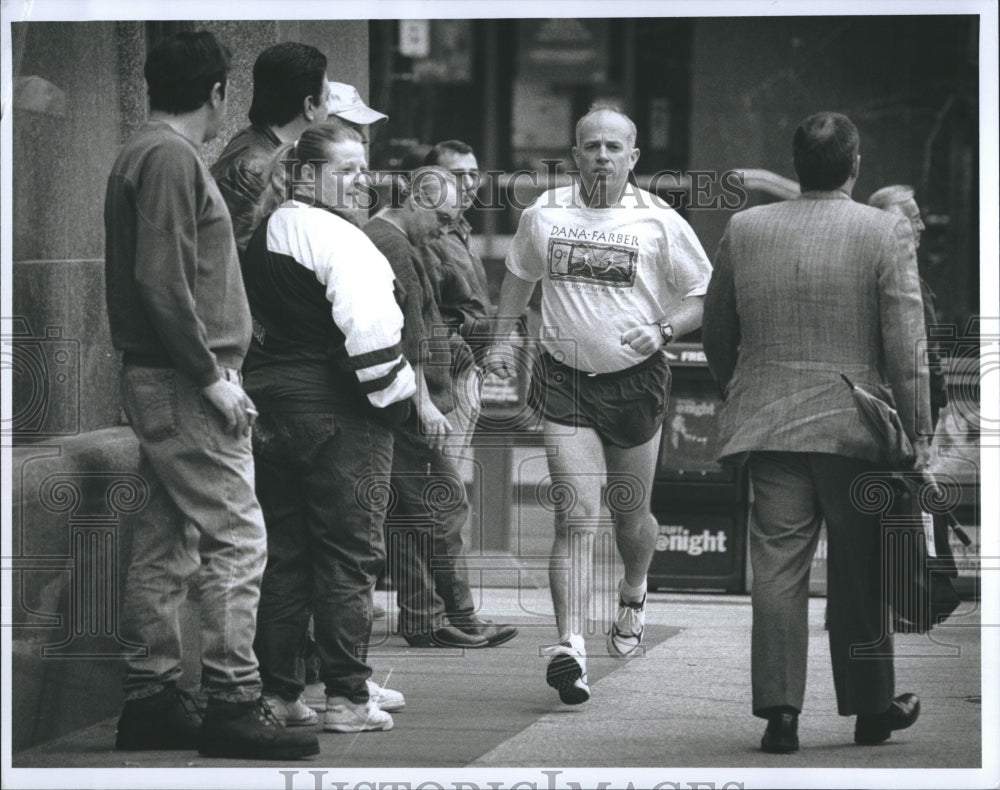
[748,451,894,717]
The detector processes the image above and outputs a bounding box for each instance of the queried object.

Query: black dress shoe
[854,693,921,745]
[760,711,799,754]
[451,616,519,647]
[403,625,489,648]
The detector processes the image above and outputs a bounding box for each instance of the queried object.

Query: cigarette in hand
[246,407,259,417]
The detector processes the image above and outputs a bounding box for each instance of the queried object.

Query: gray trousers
[748,451,895,717]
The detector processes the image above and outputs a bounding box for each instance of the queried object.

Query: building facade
[4,14,984,751]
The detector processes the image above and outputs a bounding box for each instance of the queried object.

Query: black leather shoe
[116,685,203,750]
[199,697,319,759]
[403,625,489,648]
[854,693,921,745]
[760,711,799,754]
[451,616,519,647]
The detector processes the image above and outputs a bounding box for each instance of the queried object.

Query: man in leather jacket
[211,42,386,261]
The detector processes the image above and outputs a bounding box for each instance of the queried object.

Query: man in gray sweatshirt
[104,30,317,761]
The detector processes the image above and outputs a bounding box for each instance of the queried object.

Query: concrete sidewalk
[9,584,991,789]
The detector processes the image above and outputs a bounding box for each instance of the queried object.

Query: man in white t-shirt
[485,105,712,704]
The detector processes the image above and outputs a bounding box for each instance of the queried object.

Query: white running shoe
[608,584,646,659]
[542,640,590,705]
[303,680,404,713]
[262,694,319,727]
[323,697,393,732]
[367,679,405,712]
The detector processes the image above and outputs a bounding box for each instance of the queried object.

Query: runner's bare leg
[605,427,662,588]
[543,421,606,639]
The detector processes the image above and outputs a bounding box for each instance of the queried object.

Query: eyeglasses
[450,169,482,185]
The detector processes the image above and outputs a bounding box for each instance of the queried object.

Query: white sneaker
[303,680,404,713]
[542,639,590,705]
[608,583,646,659]
[262,694,319,727]
[367,679,405,712]
[302,689,325,713]
[323,697,393,732]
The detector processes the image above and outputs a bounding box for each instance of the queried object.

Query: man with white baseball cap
[326,81,388,126]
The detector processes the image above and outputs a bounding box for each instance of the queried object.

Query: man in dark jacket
[365,168,519,649]
[421,140,494,447]
[211,42,387,260]
[210,42,328,261]
[869,184,956,577]
[868,185,949,430]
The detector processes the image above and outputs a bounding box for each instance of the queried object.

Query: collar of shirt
[798,189,852,201]
[250,123,283,148]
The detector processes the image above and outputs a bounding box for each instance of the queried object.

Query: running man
[485,105,712,703]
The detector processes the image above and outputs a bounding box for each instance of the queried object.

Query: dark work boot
[115,685,202,750]
[198,697,319,760]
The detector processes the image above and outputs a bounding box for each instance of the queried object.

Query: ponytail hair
[254,117,365,226]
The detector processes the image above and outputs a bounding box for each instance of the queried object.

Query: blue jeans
[119,365,266,703]
[252,411,392,702]
[387,421,476,635]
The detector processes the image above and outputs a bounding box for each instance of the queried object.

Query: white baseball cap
[327,81,388,125]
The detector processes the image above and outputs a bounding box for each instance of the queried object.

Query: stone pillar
[10,21,144,436]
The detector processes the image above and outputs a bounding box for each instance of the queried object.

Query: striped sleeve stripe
[357,357,409,394]
[341,341,404,373]
[356,355,406,384]
[365,359,417,409]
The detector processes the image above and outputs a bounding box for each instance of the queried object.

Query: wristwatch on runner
[657,321,674,345]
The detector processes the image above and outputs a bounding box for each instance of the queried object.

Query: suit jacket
[702,190,931,464]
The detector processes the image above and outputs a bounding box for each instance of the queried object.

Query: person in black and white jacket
[242,118,413,735]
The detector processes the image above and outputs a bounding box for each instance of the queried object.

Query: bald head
[869,184,914,211]
[572,105,640,207]
[408,166,459,211]
[575,105,637,148]
[399,166,462,245]
[869,184,925,247]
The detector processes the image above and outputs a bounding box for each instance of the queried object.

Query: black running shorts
[527,348,672,449]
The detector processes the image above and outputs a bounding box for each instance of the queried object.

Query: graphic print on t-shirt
[547,238,637,288]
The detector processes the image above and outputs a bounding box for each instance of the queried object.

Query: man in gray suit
[703,112,931,753]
